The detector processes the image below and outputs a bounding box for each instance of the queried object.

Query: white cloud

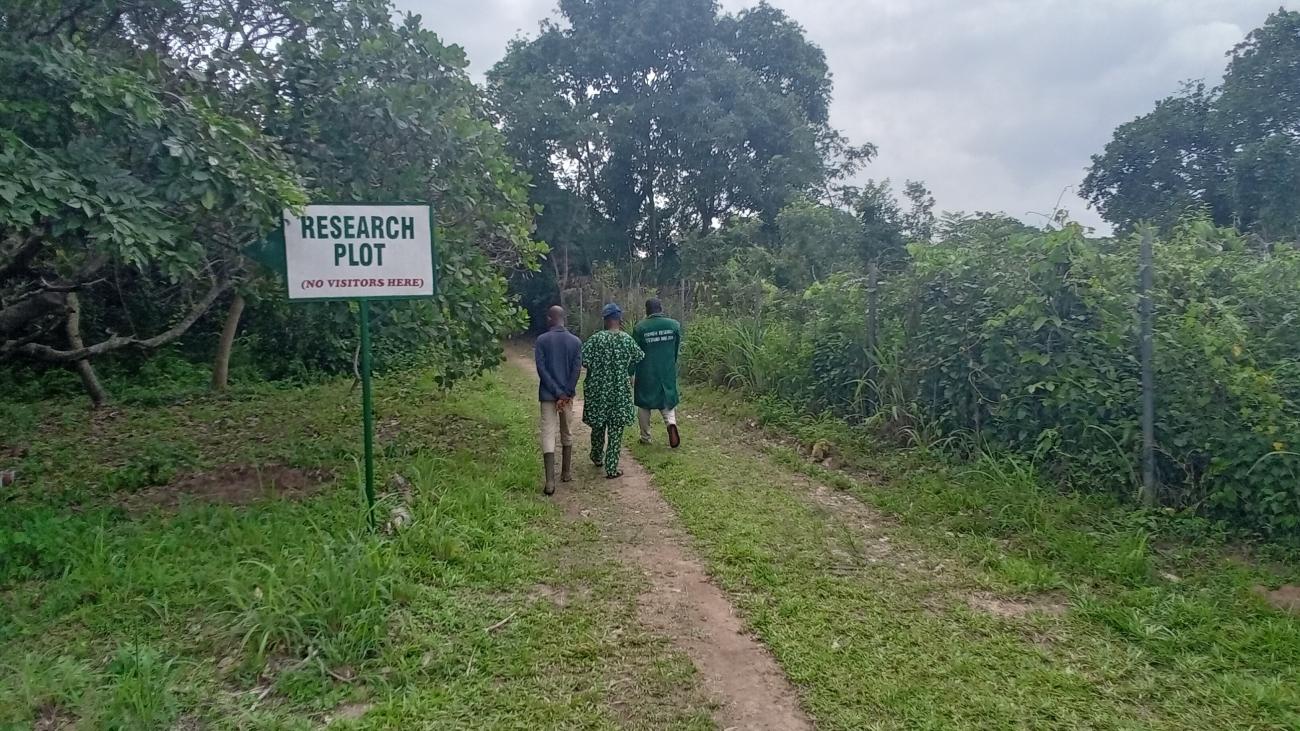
[395,0,1297,234]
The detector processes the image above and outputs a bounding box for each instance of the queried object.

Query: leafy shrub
[683,219,1300,536]
[0,508,81,584]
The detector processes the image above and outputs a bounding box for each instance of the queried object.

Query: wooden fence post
[865,260,880,412]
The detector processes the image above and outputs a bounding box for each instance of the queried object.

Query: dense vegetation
[488,0,879,316]
[681,218,1300,534]
[1,0,542,402]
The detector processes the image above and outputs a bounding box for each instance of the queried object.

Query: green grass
[0,366,712,729]
[631,385,1300,730]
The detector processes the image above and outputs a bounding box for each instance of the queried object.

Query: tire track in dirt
[506,349,813,731]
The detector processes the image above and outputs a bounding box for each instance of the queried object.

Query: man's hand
[555,397,572,411]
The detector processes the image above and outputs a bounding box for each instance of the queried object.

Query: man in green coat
[633,298,683,448]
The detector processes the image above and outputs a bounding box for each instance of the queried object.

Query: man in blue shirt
[534,305,582,495]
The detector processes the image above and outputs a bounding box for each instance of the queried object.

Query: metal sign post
[359,299,377,528]
[270,202,437,530]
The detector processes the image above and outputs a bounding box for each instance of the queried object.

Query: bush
[682,219,1300,536]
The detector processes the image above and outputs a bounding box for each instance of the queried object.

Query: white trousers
[540,401,575,454]
[638,407,677,440]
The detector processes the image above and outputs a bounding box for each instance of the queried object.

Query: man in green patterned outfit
[581,303,644,478]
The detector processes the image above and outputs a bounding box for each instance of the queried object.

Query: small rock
[387,473,413,499]
[1160,572,1182,583]
[810,440,832,461]
[0,469,16,487]
[383,506,412,535]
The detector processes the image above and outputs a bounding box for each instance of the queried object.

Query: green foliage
[1,0,541,396]
[853,179,909,268]
[684,219,1300,536]
[0,27,306,367]
[243,0,540,377]
[100,644,179,730]
[773,197,864,289]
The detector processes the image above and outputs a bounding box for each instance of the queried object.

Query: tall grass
[223,529,399,667]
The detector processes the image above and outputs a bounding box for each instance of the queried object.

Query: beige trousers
[638,407,678,441]
[540,400,575,454]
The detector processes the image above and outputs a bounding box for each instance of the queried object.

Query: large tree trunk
[211,292,245,391]
[64,292,107,407]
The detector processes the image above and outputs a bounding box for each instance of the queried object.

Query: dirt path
[507,349,813,731]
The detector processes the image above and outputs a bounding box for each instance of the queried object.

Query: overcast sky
[393,0,1295,233]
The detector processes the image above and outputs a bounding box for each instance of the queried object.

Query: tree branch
[0,252,111,337]
[0,290,65,338]
[27,0,96,40]
[4,276,233,362]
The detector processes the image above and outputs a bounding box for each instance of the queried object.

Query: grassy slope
[632,385,1300,730]
[0,367,712,730]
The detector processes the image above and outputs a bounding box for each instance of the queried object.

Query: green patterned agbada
[581,329,644,476]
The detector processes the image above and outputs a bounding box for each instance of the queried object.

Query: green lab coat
[632,314,682,411]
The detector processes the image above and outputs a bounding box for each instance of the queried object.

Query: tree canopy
[1083,9,1300,240]
[489,0,872,286]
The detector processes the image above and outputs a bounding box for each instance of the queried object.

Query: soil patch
[1254,584,1300,614]
[528,583,590,609]
[967,592,1067,619]
[123,464,332,512]
[328,702,373,723]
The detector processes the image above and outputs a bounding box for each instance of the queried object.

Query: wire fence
[560,277,707,338]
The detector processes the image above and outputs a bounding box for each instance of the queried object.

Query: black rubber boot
[543,452,557,495]
[561,446,574,482]
[668,423,681,449]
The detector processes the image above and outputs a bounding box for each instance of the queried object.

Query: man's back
[633,314,682,411]
[535,327,581,402]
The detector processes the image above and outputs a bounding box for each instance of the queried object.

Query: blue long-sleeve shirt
[535,326,582,402]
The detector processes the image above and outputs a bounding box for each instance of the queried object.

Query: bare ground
[122,464,332,512]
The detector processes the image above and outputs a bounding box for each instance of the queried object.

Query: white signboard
[282,203,435,300]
